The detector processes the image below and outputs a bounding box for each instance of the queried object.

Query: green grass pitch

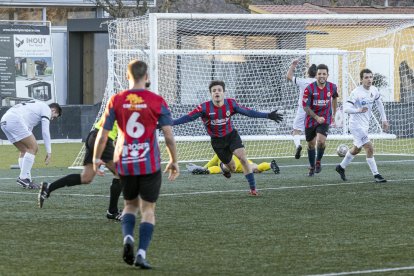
[0,143,414,275]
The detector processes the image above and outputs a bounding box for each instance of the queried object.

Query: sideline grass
[0,155,413,275]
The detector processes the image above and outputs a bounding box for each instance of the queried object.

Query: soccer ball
[337,144,349,157]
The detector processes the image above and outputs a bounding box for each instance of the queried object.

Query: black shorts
[211,130,244,164]
[83,129,114,165]
[121,170,162,203]
[305,123,330,142]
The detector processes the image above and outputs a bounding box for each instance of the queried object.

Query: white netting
[71,14,414,167]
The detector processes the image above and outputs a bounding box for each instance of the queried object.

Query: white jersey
[293,77,315,106]
[5,100,51,130]
[346,85,382,130]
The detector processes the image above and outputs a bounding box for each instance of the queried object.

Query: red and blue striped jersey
[173,98,268,138]
[302,81,338,128]
[102,89,172,176]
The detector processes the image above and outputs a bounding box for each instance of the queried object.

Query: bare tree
[90,0,149,18]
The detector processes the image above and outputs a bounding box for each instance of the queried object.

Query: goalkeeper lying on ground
[187,154,280,175]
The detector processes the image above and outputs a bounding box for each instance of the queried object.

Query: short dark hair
[127,60,148,81]
[360,68,373,79]
[209,80,225,92]
[49,103,62,117]
[317,64,329,73]
[308,64,317,78]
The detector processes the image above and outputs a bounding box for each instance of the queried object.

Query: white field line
[306,265,414,276]
[0,178,413,198]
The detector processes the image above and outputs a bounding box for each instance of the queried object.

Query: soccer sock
[366,157,379,175]
[257,162,270,172]
[293,135,301,148]
[208,166,221,174]
[245,173,256,190]
[122,213,136,240]
[18,157,23,169]
[108,178,123,214]
[307,148,316,168]
[340,151,355,169]
[19,152,35,180]
[138,222,154,258]
[48,174,82,193]
[316,146,325,162]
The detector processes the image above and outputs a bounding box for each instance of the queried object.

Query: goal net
[71,14,414,166]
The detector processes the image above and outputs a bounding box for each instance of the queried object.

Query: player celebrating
[336,68,389,182]
[0,100,62,188]
[188,154,280,175]
[38,116,124,221]
[93,60,179,269]
[286,59,317,159]
[173,80,283,196]
[303,64,338,176]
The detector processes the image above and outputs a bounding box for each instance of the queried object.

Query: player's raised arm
[286,59,299,81]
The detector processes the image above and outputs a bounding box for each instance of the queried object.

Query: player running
[38,116,124,221]
[93,60,179,269]
[0,100,62,189]
[302,64,338,176]
[286,59,317,159]
[173,80,283,196]
[335,68,389,182]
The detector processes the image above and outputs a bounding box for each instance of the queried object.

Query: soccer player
[38,116,124,220]
[188,154,280,174]
[286,59,317,159]
[173,80,283,196]
[302,64,338,176]
[0,100,62,189]
[335,68,389,182]
[93,60,179,269]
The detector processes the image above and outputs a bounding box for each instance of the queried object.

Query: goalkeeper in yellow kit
[187,154,280,175]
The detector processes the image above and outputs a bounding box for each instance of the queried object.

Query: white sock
[340,151,355,169]
[138,249,146,259]
[293,135,301,148]
[19,152,35,180]
[366,157,379,175]
[18,157,23,169]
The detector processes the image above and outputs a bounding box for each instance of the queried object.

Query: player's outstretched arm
[162,125,180,181]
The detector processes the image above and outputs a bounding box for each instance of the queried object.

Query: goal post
[70,13,414,167]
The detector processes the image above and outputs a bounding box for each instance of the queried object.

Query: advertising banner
[0,23,55,105]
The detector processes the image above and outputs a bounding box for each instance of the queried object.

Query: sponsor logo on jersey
[313,99,330,106]
[210,118,229,126]
[123,94,147,110]
[121,142,150,162]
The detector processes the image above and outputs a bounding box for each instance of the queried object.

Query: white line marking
[1,159,412,181]
[0,178,412,198]
[306,265,414,276]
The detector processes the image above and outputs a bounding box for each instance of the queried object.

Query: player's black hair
[316,64,329,73]
[128,60,148,81]
[360,68,373,79]
[209,80,225,92]
[49,103,62,117]
[308,64,317,78]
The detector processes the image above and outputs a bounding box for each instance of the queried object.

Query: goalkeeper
[187,154,280,175]
[173,80,283,196]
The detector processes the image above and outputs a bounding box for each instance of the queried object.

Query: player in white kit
[286,59,317,159]
[335,68,389,183]
[0,100,62,188]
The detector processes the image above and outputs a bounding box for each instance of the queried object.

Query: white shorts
[292,105,306,132]
[0,113,31,143]
[350,127,370,148]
